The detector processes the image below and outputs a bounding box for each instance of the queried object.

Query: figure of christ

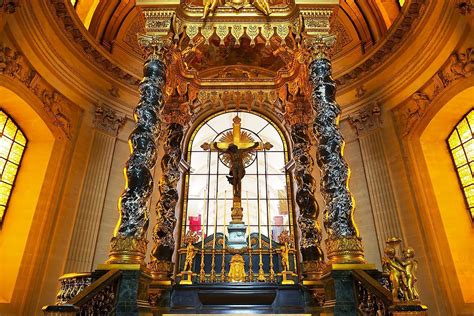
[201,116,272,223]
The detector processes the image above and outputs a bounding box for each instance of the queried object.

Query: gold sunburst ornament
[218,126,257,168]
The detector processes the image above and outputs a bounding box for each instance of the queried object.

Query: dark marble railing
[43,270,121,316]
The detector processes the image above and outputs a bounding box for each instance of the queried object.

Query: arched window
[0,110,27,226]
[181,111,294,249]
[448,109,474,220]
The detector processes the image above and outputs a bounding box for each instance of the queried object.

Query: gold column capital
[138,34,174,61]
[304,34,337,61]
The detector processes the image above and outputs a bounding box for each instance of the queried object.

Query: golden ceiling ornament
[202,0,272,20]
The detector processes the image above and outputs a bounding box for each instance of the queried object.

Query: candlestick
[246,191,253,282]
[210,193,218,282]
[221,191,227,282]
[257,190,265,282]
[268,213,275,282]
[199,189,207,282]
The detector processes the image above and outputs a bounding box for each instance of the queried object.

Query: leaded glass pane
[448,109,474,220]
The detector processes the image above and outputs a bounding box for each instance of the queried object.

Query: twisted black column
[309,56,365,264]
[291,122,325,278]
[149,122,184,279]
[107,53,166,265]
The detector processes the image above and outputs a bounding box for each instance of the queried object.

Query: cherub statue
[382,237,422,303]
[203,0,222,19]
[401,247,420,301]
[382,245,405,302]
[202,0,271,19]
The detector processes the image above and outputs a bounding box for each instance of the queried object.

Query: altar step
[168,283,309,314]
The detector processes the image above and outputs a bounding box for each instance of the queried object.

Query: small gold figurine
[183,241,197,272]
[278,230,295,285]
[228,254,247,282]
[203,0,222,19]
[252,0,272,15]
[180,231,200,285]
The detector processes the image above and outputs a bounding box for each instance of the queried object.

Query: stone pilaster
[349,103,404,255]
[65,105,125,273]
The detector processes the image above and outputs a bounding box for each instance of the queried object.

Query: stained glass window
[398,0,405,6]
[182,111,294,246]
[70,0,78,7]
[0,110,27,226]
[448,109,474,220]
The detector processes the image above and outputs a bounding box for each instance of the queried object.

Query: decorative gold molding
[325,236,366,264]
[0,45,76,139]
[106,235,148,266]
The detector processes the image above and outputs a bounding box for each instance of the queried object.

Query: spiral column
[148,101,188,281]
[107,35,170,266]
[285,98,325,279]
[307,36,366,264]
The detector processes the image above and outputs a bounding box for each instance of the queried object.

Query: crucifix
[201,116,272,223]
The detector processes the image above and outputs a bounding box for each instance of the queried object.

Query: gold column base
[325,236,366,264]
[178,271,193,285]
[106,235,148,266]
[302,260,326,281]
[280,271,296,285]
[148,259,174,282]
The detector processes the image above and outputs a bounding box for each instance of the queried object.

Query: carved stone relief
[0,45,76,139]
[395,47,473,136]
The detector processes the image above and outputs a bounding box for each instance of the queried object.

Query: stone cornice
[335,0,428,90]
[48,0,140,88]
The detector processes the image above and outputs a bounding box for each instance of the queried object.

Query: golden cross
[201,115,272,223]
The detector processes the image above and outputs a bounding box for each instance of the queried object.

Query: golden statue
[183,242,197,272]
[401,247,420,301]
[279,243,290,272]
[182,230,200,272]
[228,254,247,282]
[382,238,421,302]
[202,0,272,19]
[382,245,405,302]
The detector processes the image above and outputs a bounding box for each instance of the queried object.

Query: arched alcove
[177,110,297,277]
[0,85,56,306]
[406,82,474,312]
